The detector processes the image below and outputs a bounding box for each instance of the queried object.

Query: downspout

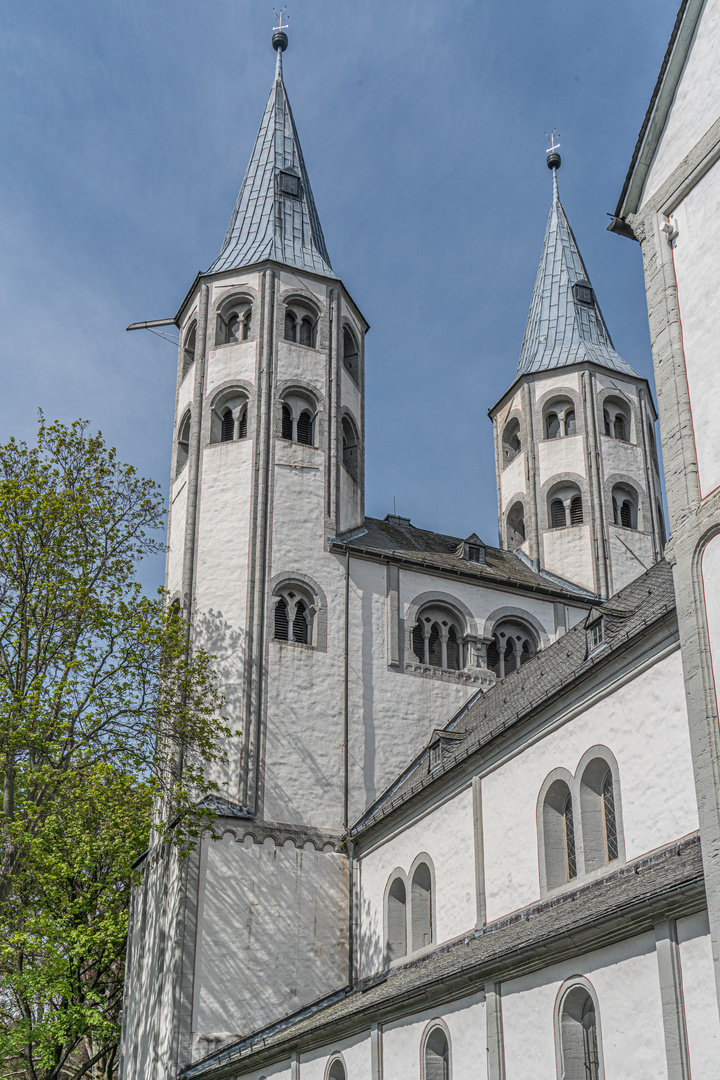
[343,546,350,831]
[348,838,355,988]
[583,370,610,598]
[639,388,663,561]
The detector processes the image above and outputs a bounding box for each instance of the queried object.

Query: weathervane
[273,7,289,33]
[545,129,560,155]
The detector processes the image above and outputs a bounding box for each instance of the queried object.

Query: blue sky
[0,1,680,589]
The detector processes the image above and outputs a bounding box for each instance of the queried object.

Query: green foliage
[0,416,229,1078]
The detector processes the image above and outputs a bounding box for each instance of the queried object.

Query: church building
[120,4,720,1078]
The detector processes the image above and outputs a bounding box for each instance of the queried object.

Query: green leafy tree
[0,416,229,1078]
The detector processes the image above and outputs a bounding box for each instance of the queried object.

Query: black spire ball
[272,29,288,52]
[547,151,561,170]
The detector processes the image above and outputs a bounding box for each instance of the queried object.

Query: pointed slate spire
[208,32,334,278]
[516,154,637,378]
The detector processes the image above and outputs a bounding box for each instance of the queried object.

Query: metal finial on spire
[272,8,289,53]
[545,129,561,171]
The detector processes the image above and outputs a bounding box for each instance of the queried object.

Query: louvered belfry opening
[570,495,583,525]
[299,316,314,347]
[551,498,566,528]
[238,409,248,439]
[620,500,632,529]
[274,598,289,640]
[221,409,234,442]
[297,410,313,445]
[281,404,293,440]
[614,415,626,441]
[292,599,308,644]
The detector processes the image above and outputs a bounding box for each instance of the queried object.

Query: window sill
[271,638,316,651]
[403,661,495,688]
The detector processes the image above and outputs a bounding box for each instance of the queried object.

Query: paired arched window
[486,620,537,679]
[544,398,576,440]
[211,393,249,444]
[280,397,317,446]
[343,326,359,383]
[284,305,317,348]
[216,300,252,346]
[273,583,317,646]
[502,418,521,464]
[611,484,638,530]
[548,485,584,529]
[176,411,191,476]
[557,984,603,1080]
[412,607,465,671]
[541,755,623,893]
[385,859,434,963]
[602,397,630,442]
[342,416,360,481]
[182,321,197,378]
[422,1026,450,1080]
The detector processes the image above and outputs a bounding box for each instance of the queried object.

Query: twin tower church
[121,14,720,1080]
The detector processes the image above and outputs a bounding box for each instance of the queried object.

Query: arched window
[602,397,631,443]
[423,1027,450,1080]
[182,321,197,378]
[551,498,566,528]
[221,408,234,442]
[327,1059,345,1080]
[411,606,465,671]
[299,316,315,347]
[227,313,240,344]
[342,416,360,481]
[411,862,432,950]
[281,404,293,440]
[343,327,359,383]
[506,501,525,549]
[541,779,577,889]
[284,312,297,342]
[273,584,317,647]
[502,418,521,464]
[386,876,407,962]
[570,495,583,525]
[176,412,191,476]
[297,410,313,445]
[558,985,602,1080]
[620,500,631,528]
[486,620,537,679]
[546,412,560,439]
[613,414,626,441]
[579,756,621,872]
[611,484,638,530]
[564,410,576,435]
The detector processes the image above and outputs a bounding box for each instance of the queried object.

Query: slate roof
[516,167,639,379]
[180,834,702,1079]
[330,516,596,602]
[207,48,334,278]
[353,559,676,834]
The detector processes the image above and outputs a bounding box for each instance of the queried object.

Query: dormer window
[573,280,594,306]
[467,545,481,563]
[429,742,443,772]
[427,730,463,773]
[590,619,604,650]
[458,534,486,564]
[279,171,300,197]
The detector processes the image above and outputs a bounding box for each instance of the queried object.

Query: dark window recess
[299,317,314,347]
[614,415,626,441]
[570,495,583,525]
[282,405,293,440]
[429,742,443,771]
[221,409,234,442]
[274,598,289,640]
[238,410,248,439]
[564,794,577,880]
[227,314,240,344]
[427,622,442,667]
[297,410,313,445]
[242,311,251,340]
[620,500,632,528]
[604,409,612,436]
[412,622,425,662]
[292,600,308,644]
[590,620,604,651]
[551,498,566,528]
[486,639,500,673]
[603,770,619,862]
[573,281,594,306]
[546,412,560,439]
[467,544,481,562]
[279,171,300,197]
[284,313,296,342]
[446,626,460,670]
[565,410,576,436]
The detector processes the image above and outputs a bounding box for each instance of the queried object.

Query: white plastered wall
[300,1030,371,1080]
[677,911,720,1076]
[641,0,720,206]
[501,932,666,1080]
[537,434,585,489]
[482,649,697,922]
[670,158,720,498]
[542,524,594,591]
[500,452,526,512]
[356,786,476,979]
[533,370,581,401]
[381,994,486,1080]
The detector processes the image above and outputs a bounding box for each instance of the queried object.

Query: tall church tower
[489,151,665,597]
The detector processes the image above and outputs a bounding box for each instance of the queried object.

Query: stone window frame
[207,381,254,446]
[383,868,408,964]
[553,976,606,1080]
[276,380,325,448]
[537,746,626,897]
[501,410,523,467]
[604,472,650,535]
[536,387,583,442]
[268,571,328,652]
[403,591,484,685]
[213,287,257,348]
[420,1018,452,1080]
[324,1052,347,1080]
[540,472,589,532]
[383,854,437,967]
